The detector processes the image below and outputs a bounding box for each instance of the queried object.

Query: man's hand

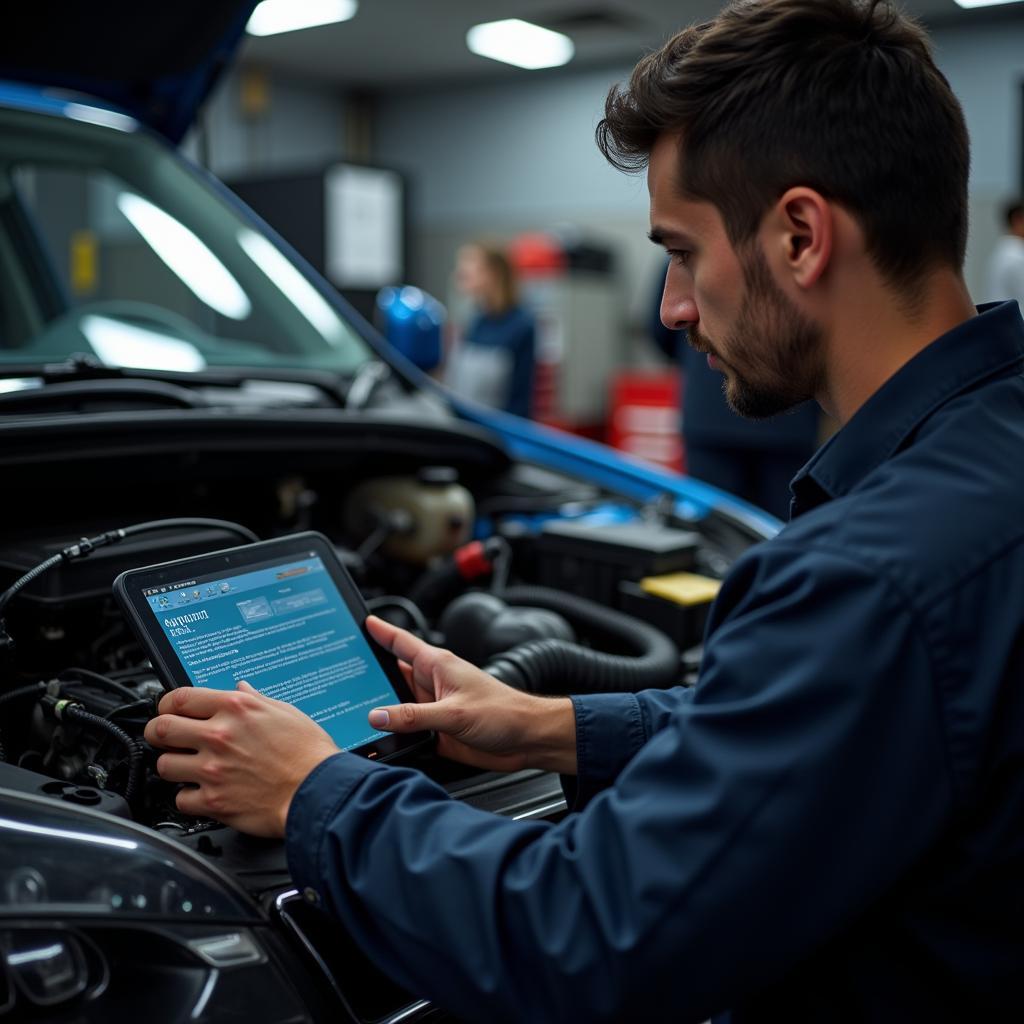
[366,616,578,775]
[144,683,339,838]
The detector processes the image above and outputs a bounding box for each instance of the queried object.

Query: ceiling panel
[238,0,1024,90]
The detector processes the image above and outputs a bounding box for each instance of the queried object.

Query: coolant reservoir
[346,467,474,565]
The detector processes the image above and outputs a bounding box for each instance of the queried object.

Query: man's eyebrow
[648,226,691,247]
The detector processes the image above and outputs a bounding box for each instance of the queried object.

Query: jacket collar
[791,301,1024,518]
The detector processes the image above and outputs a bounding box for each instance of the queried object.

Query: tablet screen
[141,549,396,752]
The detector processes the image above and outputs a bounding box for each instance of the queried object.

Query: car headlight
[0,788,312,1021]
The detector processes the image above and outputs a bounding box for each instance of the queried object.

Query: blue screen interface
[143,552,395,751]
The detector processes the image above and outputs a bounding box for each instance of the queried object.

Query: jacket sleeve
[286,543,953,1024]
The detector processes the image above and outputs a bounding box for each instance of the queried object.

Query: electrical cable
[0,517,259,631]
[104,698,153,721]
[118,518,258,545]
[46,699,144,811]
[58,667,139,705]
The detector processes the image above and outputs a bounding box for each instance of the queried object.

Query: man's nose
[660,289,698,332]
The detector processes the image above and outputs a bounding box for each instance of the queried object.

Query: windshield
[0,103,373,374]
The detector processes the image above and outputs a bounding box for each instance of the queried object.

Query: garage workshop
[0,1,1022,1021]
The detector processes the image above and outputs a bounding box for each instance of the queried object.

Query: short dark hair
[597,0,970,295]
[1004,201,1024,229]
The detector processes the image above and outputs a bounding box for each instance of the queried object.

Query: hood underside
[0,1,257,142]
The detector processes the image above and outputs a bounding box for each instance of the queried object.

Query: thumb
[369,701,460,736]
[236,680,257,693]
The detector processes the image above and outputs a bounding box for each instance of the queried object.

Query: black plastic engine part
[617,579,713,649]
[534,520,700,610]
[0,760,130,818]
[483,585,680,695]
[439,591,575,666]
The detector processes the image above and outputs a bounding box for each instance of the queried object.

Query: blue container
[376,286,445,371]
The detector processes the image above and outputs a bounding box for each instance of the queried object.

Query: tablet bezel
[113,531,430,763]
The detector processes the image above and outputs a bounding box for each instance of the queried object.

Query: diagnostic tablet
[113,531,429,762]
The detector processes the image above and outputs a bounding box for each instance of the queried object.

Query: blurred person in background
[987,200,1024,308]
[446,242,536,417]
[651,263,819,519]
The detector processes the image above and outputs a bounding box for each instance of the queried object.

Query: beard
[688,245,824,420]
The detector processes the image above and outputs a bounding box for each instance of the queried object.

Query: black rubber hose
[406,537,506,615]
[406,560,467,616]
[62,705,145,812]
[0,681,47,763]
[483,584,680,695]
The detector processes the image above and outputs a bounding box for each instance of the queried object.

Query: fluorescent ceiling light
[247,0,357,36]
[117,193,251,321]
[953,0,1023,6]
[467,19,574,70]
[238,228,347,345]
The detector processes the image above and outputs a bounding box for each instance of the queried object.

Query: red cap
[453,541,493,580]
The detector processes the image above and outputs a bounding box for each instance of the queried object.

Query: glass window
[0,106,371,374]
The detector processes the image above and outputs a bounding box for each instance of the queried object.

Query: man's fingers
[156,685,235,720]
[369,700,465,737]
[367,615,438,668]
[397,660,437,703]
[155,752,200,784]
[174,785,209,818]
[144,713,208,751]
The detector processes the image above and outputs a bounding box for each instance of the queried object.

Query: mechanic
[145,1,1024,1020]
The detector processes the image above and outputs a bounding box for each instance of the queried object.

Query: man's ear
[770,187,832,290]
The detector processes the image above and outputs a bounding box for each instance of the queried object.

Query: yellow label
[240,68,270,118]
[639,572,722,607]
[70,231,98,294]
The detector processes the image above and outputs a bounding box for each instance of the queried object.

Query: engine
[0,461,725,838]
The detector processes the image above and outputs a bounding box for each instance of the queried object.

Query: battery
[535,520,699,609]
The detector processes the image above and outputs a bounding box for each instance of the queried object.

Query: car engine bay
[0,397,760,1022]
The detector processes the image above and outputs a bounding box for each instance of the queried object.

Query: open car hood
[0,1,257,143]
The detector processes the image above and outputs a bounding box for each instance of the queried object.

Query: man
[649,265,819,519]
[145,1,1024,1020]
[988,200,1024,308]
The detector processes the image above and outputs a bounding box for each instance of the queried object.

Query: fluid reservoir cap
[67,787,102,807]
[418,466,458,486]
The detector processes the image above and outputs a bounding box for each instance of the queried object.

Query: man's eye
[669,250,692,268]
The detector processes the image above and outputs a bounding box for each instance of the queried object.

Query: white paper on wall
[324,164,403,289]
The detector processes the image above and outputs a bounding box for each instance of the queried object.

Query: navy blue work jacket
[287,302,1024,1023]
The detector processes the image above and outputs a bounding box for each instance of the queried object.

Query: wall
[372,21,1024,313]
[931,22,1024,296]
[371,65,659,344]
[187,21,1024,338]
[185,67,348,182]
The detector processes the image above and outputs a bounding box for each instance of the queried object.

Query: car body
[0,6,779,1021]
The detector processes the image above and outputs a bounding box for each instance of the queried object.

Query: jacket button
[303,887,320,905]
